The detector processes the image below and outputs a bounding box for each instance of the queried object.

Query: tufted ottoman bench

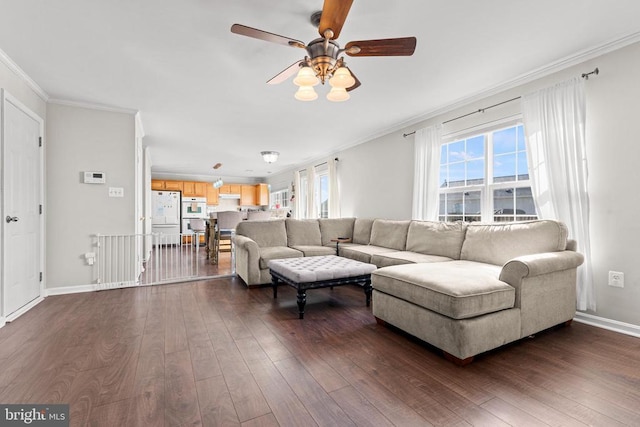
[268,255,377,319]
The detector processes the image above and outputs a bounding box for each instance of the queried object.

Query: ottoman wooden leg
[363,279,372,307]
[297,289,306,319]
[272,275,279,299]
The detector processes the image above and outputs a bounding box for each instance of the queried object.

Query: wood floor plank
[88,399,131,427]
[164,288,188,355]
[164,350,201,427]
[196,375,241,427]
[188,333,222,381]
[329,385,393,426]
[212,338,271,422]
[240,413,280,427]
[480,397,552,427]
[274,357,356,427]
[126,375,165,427]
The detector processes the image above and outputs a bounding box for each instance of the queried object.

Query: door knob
[6,216,19,223]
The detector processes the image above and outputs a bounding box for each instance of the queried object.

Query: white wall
[46,103,136,288]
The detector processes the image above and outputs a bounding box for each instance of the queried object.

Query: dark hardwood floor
[1,277,639,426]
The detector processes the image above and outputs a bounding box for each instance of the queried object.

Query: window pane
[448,162,465,187]
[439,165,448,188]
[466,136,485,159]
[493,187,537,222]
[494,127,516,155]
[515,187,536,217]
[494,153,516,182]
[517,151,529,180]
[517,125,525,151]
[448,141,465,162]
[439,193,446,216]
[467,159,484,185]
[440,145,447,165]
[464,191,481,222]
[446,192,463,222]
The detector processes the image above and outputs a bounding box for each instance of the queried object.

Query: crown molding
[0,47,49,102]
[48,98,138,115]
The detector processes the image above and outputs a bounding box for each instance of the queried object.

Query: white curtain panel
[522,77,595,311]
[306,165,317,219]
[328,157,340,218]
[293,170,302,219]
[412,125,442,220]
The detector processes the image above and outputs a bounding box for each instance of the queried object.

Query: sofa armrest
[234,234,260,258]
[233,235,261,286]
[499,250,584,284]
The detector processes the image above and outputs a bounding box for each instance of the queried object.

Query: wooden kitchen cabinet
[219,183,241,194]
[206,185,219,205]
[164,180,183,192]
[151,180,165,190]
[182,181,206,197]
[256,183,269,206]
[240,185,256,206]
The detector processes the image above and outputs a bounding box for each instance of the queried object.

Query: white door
[2,90,43,317]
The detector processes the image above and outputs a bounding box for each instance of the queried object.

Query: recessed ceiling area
[1,0,639,179]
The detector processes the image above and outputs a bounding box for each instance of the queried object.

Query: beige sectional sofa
[234,217,584,363]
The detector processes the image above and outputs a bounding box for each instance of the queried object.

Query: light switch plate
[108,187,124,198]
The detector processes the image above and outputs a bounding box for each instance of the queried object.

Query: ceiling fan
[231,0,417,101]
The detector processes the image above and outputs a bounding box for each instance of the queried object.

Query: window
[314,164,329,218]
[269,189,289,209]
[438,124,538,223]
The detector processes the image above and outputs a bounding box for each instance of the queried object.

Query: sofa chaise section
[371,220,584,364]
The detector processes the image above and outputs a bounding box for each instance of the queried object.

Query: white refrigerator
[151,191,181,242]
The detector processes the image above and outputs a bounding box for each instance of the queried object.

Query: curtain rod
[402,67,600,138]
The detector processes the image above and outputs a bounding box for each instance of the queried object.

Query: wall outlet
[608,271,624,288]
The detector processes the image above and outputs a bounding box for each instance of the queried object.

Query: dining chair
[215,211,244,258]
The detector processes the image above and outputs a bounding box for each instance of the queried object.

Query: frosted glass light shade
[326,86,350,102]
[329,67,355,89]
[294,85,318,101]
[261,151,279,163]
[293,67,319,87]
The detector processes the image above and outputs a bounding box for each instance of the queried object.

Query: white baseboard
[45,284,97,296]
[574,312,640,338]
[0,317,5,329]
[5,296,45,323]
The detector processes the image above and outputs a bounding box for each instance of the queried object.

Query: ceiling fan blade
[318,0,354,39]
[231,24,306,48]
[267,61,303,85]
[345,37,417,56]
[345,67,361,92]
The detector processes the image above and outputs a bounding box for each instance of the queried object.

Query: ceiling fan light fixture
[261,151,279,163]
[329,66,355,89]
[327,86,350,102]
[294,85,318,101]
[293,66,319,87]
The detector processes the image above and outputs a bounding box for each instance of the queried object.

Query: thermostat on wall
[83,171,106,184]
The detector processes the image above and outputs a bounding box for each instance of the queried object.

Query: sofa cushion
[339,244,398,264]
[319,218,356,246]
[290,245,336,257]
[406,221,467,259]
[460,220,569,266]
[369,220,411,251]
[371,251,453,268]
[352,218,375,245]
[286,219,322,246]
[258,246,303,269]
[236,219,287,248]
[372,261,515,320]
